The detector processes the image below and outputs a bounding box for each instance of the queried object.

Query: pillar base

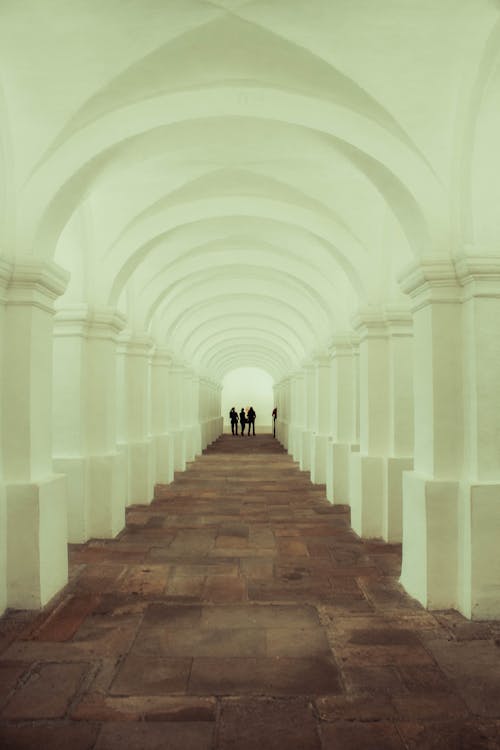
[6,475,68,609]
[53,457,89,544]
[384,457,413,542]
[311,434,328,484]
[300,429,312,472]
[88,452,126,538]
[400,472,458,611]
[172,429,186,472]
[191,424,202,458]
[153,434,174,484]
[127,439,155,505]
[0,482,7,615]
[326,441,355,505]
[458,481,500,620]
[349,453,384,538]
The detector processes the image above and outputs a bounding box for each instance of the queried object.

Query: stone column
[400,258,500,618]
[150,347,174,485]
[326,335,359,505]
[290,372,304,463]
[300,365,314,471]
[349,311,390,537]
[191,375,203,458]
[457,257,500,618]
[399,261,463,609]
[0,261,10,614]
[53,306,128,542]
[3,259,69,609]
[310,356,331,484]
[85,309,128,538]
[167,362,186,472]
[53,305,91,543]
[384,311,414,541]
[117,333,155,506]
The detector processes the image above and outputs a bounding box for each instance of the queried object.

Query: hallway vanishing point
[0,435,499,750]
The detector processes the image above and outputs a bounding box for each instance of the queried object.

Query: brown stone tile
[219,697,321,749]
[276,540,310,557]
[188,656,342,695]
[215,535,249,548]
[338,644,436,668]
[266,628,331,658]
[0,662,29,707]
[94,721,214,750]
[342,665,406,695]
[392,692,470,720]
[115,565,169,596]
[24,594,101,642]
[239,558,275,579]
[315,693,396,721]
[71,693,216,722]
[75,564,127,594]
[173,562,239,577]
[319,720,405,749]
[203,576,247,603]
[164,574,205,598]
[0,723,99,750]
[142,603,202,628]
[1,662,88,719]
[424,639,500,717]
[200,604,320,629]
[110,655,191,695]
[397,720,500,749]
[135,627,266,658]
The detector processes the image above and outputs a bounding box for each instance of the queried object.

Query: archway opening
[221,367,274,433]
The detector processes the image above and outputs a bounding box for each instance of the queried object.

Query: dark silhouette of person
[239,407,247,436]
[229,407,239,435]
[272,407,277,437]
[247,406,256,435]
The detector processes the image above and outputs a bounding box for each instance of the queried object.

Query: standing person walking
[247,406,256,435]
[239,407,247,436]
[229,407,239,435]
[272,407,277,437]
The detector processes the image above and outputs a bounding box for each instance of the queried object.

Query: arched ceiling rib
[2,0,497,381]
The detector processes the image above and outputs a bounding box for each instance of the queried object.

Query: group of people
[229,406,256,436]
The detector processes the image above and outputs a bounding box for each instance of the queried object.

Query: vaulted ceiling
[1,0,498,380]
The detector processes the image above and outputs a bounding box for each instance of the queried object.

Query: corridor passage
[0,435,499,749]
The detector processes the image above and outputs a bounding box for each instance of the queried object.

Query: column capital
[117,331,154,357]
[455,255,500,300]
[150,347,173,367]
[399,259,460,311]
[328,333,358,357]
[5,258,69,312]
[351,309,387,340]
[0,258,12,301]
[87,307,127,340]
[312,353,331,368]
[384,307,413,337]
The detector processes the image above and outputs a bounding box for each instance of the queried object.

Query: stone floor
[1,434,500,749]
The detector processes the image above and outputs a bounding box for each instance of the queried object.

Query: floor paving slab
[0,434,497,748]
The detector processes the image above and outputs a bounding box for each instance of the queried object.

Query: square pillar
[3,259,70,609]
[310,355,331,484]
[399,262,462,609]
[117,333,155,506]
[150,348,174,484]
[349,312,390,538]
[326,335,359,505]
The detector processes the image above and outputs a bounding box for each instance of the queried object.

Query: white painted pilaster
[310,355,331,484]
[3,259,69,609]
[326,335,359,505]
[117,332,155,506]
